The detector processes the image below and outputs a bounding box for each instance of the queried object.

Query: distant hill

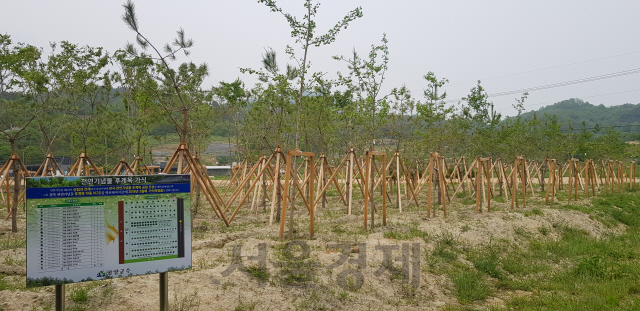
[519,98,640,137]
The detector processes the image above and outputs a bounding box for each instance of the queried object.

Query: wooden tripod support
[427,152,448,217]
[280,149,315,239]
[545,159,557,204]
[631,161,636,190]
[363,149,386,230]
[452,157,477,198]
[312,153,349,214]
[109,157,135,176]
[131,156,153,174]
[511,155,527,209]
[616,161,623,193]
[567,158,580,201]
[34,153,63,177]
[604,160,616,195]
[390,151,420,213]
[0,154,31,216]
[164,143,229,226]
[475,157,492,212]
[67,150,103,176]
[584,159,596,198]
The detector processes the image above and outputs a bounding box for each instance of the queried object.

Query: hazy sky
[3,1,640,116]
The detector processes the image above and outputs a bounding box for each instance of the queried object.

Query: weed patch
[243,265,269,283]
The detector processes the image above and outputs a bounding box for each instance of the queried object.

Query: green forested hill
[520,98,640,138]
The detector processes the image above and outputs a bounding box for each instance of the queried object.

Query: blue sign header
[26,183,190,200]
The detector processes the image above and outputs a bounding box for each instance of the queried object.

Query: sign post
[55,284,64,311]
[25,174,192,310]
[160,272,168,311]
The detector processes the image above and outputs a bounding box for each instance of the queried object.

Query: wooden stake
[348,148,354,215]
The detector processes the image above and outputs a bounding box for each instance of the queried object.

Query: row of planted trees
[0,0,629,173]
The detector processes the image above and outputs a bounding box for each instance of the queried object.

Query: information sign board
[25,175,192,287]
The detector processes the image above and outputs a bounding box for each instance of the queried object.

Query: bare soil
[0,188,624,310]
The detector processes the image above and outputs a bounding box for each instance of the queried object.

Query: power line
[558,124,640,133]
[521,123,640,133]
[450,49,640,86]
[525,88,640,109]
[445,67,640,103]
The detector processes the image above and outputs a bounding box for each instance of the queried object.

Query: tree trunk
[276,169,281,222]
[370,156,375,229]
[436,166,442,205]
[322,163,326,210]
[193,182,200,217]
[262,160,267,212]
[540,167,546,192]
[347,156,352,214]
[289,157,297,240]
[12,163,19,233]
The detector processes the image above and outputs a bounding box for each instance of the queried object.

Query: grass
[493,196,506,203]
[383,222,428,240]
[3,254,25,266]
[432,232,457,262]
[523,208,543,217]
[537,226,549,236]
[235,301,256,311]
[171,288,201,311]
[451,270,491,304]
[271,242,318,287]
[429,191,640,308]
[221,281,235,290]
[469,251,501,279]
[500,254,548,276]
[460,196,476,205]
[573,256,621,279]
[70,287,89,303]
[0,234,26,251]
[489,192,640,310]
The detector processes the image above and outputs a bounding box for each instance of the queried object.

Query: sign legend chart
[36,202,105,271]
[119,198,185,264]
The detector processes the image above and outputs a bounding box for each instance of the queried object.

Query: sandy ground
[0,188,625,311]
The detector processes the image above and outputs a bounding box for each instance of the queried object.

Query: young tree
[46,41,117,165]
[416,72,454,153]
[462,81,500,155]
[122,0,210,147]
[239,48,298,153]
[256,0,361,238]
[114,48,162,163]
[213,79,248,161]
[332,88,360,153]
[388,85,417,152]
[302,77,339,153]
[0,34,42,94]
[257,0,362,149]
[0,34,48,232]
[463,80,500,126]
[0,35,47,155]
[540,113,567,160]
[334,34,390,150]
